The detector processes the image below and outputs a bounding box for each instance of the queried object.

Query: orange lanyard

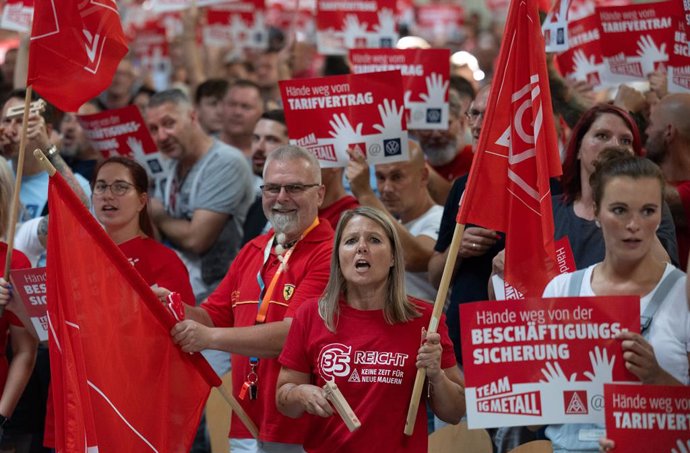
[255,217,320,324]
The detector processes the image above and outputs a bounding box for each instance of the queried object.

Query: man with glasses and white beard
[167,145,333,453]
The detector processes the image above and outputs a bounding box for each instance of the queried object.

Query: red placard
[266,0,316,33]
[460,296,640,428]
[413,4,464,45]
[604,384,690,453]
[9,267,47,341]
[349,48,450,130]
[129,18,171,83]
[557,14,608,90]
[669,18,690,93]
[280,71,408,167]
[315,0,397,55]
[597,1,675,84]
[148,0,233,13]
[77,105,164,178]
[486,0,510,15]
[0,0,32,32]
[204,0,268,50]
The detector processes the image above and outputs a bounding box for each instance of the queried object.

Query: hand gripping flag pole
[403,223,465,435]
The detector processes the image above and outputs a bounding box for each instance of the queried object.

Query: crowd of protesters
[0,2,686,453]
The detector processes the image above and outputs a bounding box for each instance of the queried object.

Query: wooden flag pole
[33,148,55,175]
[403,222,466,436]
[216,381,260,439]
[2,87,34,316]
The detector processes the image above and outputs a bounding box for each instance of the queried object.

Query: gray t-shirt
[157,139,254,301]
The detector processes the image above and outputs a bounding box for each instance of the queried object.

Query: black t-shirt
[435,175,505,364]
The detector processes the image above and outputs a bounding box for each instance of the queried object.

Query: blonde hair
[0,158,15,239]
[318,206,420,332]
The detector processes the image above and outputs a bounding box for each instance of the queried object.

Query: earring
[595,220,601,228]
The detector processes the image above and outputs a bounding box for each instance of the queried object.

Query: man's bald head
[645,93,690,163]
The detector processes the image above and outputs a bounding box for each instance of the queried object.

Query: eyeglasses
[93,181,135,196]
[260,183,320,196]
[465,108,485,122]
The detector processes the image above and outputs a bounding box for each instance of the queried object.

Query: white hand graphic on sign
[636,34,667,61]
[583,346,614,382]
[373,99,404,135]
[403,90,412,106]
[373,8,396,35]
[571,49,598,82]
[419,73,448,105]
[328,113,363,143]
[539,361,577,383]
[672,439,690,453]
[635,35,667,75]
[127,136,146,161]
[343,14,368,48]
[231,15,249,42]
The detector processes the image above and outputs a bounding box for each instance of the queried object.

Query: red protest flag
[27,0,128,112]
[46,172,221,452]
[456,0,562,297]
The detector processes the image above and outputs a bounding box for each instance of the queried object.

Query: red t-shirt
[201,219,333,443]
[279,297,456,453]
[0,243,30,393]
[431,144,474,181]
[318,196,359,230]
[118,236,195,305]
[673,181,690,270]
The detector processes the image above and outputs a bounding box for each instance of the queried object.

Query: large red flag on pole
[46,171,221,452]
[456,0,562,297]
[27,0,128,112]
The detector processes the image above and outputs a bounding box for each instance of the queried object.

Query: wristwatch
[45,144,59,159]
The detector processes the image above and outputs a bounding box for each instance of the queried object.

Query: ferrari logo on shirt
[283,284,295,301]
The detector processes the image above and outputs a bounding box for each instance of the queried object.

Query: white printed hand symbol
[343,14,368,48]
[571,49,598,82]
[539,361,577,384]
[671,439,690,453]
[127,136,145,160]
[419,73,448,105]
[583,346,615,382]
[636,35,667,75]
[231,15,249,41]
[373,8,396,36]
[403,90,412,106]
[373,99,404,135]
[329,113,363,143]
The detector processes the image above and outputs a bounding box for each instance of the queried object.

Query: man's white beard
[424,141,459,166]
[269,210,298,236]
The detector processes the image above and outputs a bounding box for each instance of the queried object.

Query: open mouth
[355,259,370,270]
[102,205,118,211]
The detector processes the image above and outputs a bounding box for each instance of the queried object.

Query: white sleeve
[14,218,45,267]
[542,273,569,298]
